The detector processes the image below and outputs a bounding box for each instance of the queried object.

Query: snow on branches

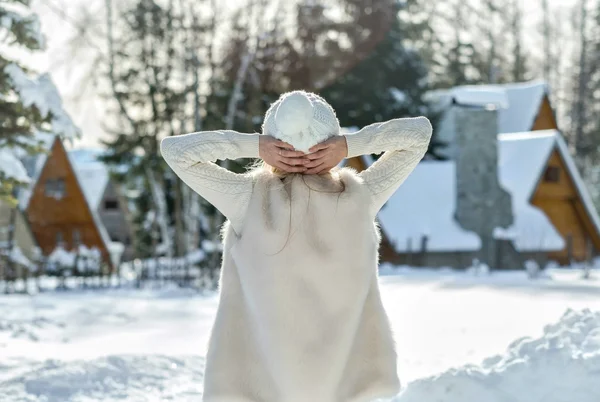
[4,64,80,140]
[0,5,45,50]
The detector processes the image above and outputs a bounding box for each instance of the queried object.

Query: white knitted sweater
[161,116,432,402]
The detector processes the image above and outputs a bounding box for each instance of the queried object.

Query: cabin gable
[25,138,110,261]
[531,95,558,131]
[531,148,600,262]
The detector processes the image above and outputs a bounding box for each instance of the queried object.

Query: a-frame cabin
[342,81,600,267]
[526,134,600,263]
[20,136,112,266]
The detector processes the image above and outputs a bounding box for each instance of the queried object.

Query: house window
[544,166,560,183]
[45,178,66,199]
[104,199,119,210]
[56,231,63,246]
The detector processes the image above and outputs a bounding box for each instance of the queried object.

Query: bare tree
[541,0,551,81]
[510,0,527,81]
[574,0,589,162]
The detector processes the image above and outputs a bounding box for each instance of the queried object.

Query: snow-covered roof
[496,131,564,251]
[499,130,600,243]
[68,149,110,211]
[497,81,548,133]
[498,131,556,201]
[428,80,549,134]
[17,132,58,210]
[427,86,509,109]
[66,152,113,257]
[378,161,482,252]
[376,130,600,254]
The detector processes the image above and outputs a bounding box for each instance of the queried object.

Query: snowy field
[1,267,600,401]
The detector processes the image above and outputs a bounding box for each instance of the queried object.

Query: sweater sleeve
[160,130,260,233]
[345,116,432,216]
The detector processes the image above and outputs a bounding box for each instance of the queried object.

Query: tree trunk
[147,168,172,258]
[575,0,588,167]
[541,0,551,81]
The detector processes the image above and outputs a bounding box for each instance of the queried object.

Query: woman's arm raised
[344,116,432,216]
[160,130,259,232]
[161,130,306,233]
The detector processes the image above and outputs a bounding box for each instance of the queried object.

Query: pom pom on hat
[262,90,340,153]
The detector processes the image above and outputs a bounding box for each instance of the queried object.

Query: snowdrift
[1,356,205,402]
[1,310,599,401]
[396,309,600,402]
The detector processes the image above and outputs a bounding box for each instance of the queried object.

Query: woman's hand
[304,136,348,174]
[259,135,307,173]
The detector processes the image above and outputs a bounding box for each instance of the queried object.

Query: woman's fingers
[280,156,306,166]
[279,163,306,173]
[278,148,305,158]
[304,158,324,168]
[309,143,329,153]
[306,149,328,160]
[276,140,295,150]
[304,163,325,174]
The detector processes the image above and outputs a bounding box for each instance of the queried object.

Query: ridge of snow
[397,309,600,402]
[0,355,205,400]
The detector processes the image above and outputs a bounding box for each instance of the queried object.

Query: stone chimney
[451,105,514,268]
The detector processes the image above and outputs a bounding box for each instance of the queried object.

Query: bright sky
[27,0,578,149]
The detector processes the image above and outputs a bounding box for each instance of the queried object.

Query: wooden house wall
[531,149,600,263]
[531,95,559,131]
[25,138,110,262]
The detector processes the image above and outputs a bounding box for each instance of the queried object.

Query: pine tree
[429,2,486,87]
[320,1,440,155]
[101,0,190,258]
[0,0,79,203]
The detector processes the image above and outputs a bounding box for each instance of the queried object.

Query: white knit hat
[262,90,341,153]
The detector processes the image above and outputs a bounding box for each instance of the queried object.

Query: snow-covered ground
[1,268,600,401]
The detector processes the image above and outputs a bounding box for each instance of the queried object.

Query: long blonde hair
[250,159,343,185]
[248,159,346,255]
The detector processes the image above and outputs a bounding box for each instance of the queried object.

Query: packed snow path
[1,268,599,401]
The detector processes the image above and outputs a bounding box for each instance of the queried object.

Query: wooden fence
[0,248,221,294]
